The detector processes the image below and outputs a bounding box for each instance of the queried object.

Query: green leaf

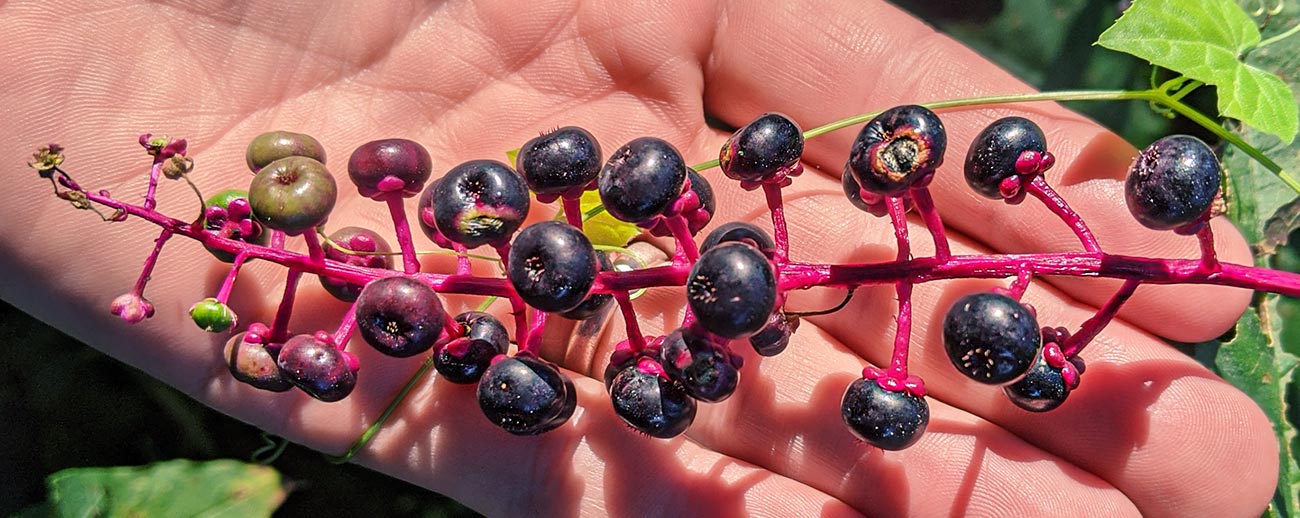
[1222,1,1300,256]
[46,459,285,518]
[1216,296,1300,517]
[1097,0,1299,142]
[558,190,641,248]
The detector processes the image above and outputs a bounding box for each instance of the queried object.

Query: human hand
[0,0,1277,515]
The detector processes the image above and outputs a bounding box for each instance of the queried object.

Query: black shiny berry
[515,126,603,195]
[559,251,614,321]
[347,138,433,199]
[749,311,798,357]
[687,242,778,339]
[354,276,445,358]
[318,227,394,302]
[276,334,358,402]
[477,356,574,435]
[699,221,775,257]
[248,156,337,236]
[1125,135,1222,230]
[430,160,531,248]
[245,130,326,173]
[684,169,716,234]
[719,112,804,182]
[435,311,510,384]
[840,378,929,451]
[659,327,739,402]
[507,221,599,313]
[846,105,946,196]
[608,361,697,438]
[964,116,1048,199]
[1003,354,1071,412]
[598,137,687,223]
[942,292,1041,385]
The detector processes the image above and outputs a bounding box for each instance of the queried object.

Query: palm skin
[0,0,1279,515]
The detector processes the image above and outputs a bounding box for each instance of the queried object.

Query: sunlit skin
[0,1,1280,515]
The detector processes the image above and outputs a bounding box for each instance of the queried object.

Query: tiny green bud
[190,297,237,332]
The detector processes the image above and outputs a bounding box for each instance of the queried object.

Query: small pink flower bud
[110,293,155,324]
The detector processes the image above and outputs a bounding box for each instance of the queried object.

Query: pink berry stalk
[1195,224,1220,274]
[762,183,791,263]
[1023,175,1102,254]
[332,303,359,349]
[268,269,304,343]
[662,214,700,265]
[1061,279,1140,357]
[910,188,951,261]
[613,290,648,352]
[561,194,584,230]
[384,196,422,274]
[214,253,250,304]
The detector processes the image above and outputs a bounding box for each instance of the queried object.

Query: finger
[701,0,1253,342]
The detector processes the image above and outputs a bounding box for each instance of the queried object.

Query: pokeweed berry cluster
[28,105,1300,452]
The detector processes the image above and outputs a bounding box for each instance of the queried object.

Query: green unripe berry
[190,297,237,332]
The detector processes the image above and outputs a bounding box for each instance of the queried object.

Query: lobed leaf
[1097,0,1299,142]
[46,458,286,518]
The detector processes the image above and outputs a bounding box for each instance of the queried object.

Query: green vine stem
[327,352,440,464]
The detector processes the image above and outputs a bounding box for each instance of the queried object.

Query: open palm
[1,0,1278,515]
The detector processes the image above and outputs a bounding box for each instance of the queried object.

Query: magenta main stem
[215,253,249,303]
[384,196,421,274]
[131,228,174,295]
[562,195,584,230]
[1024,176,1102,254]
[613,291,648,352]
[911,188,950,261]
[269,269,303,343]
[1061,279,1140,357]
[79,190,1300,302]
[762,183,791,263]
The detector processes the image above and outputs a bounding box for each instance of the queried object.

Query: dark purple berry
[434,311,509,384]
[942,292,1041,384]
[276,334,358,402]
[841,378,929,451]
[507,221,599,313]
[248,156,337,236]
[749,311,798,357]
[1125,135,1222,230]
[354,276,445,358]
[842,167,873,212]
[515,126,602,196]
[430,160,531,248]
[559,251,614,321]
[687,242,777,339]
[719,112,804,182]
[964,116,1048,199]
[699,221,775,256]
[202,189,270,263]
[1003,354,1071,412]
[245,130,326,173]
[846,105,946,196]
[684,169,716,234]
[598,137,687,223]
[659,327,739,402]
[318,227,394,302]
[477,356,573,435]
[608,360,697,438]
[347,138,433,199]
[224,331,292,392]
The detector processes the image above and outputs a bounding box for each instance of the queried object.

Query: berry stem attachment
[214,253,249,304]
[910,188,950,261]
[1061,279,1140,358]
[1004,267,1034,301]
[762,183,791,263]
[613,290,648,352]
[1195,224,1221,274]
[268,269,303,343]
[384,196,421,274]
[662,215,700,265]
[561,194,584,230]
[1023,176,1102,254]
